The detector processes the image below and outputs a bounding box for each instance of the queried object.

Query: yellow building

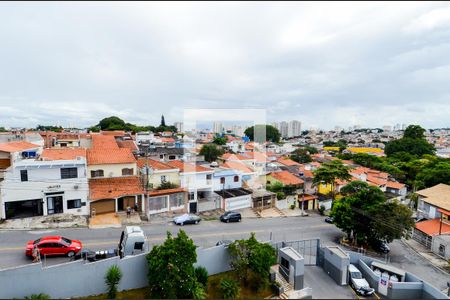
[137,158,181,189]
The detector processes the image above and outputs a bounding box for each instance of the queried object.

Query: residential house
[165,160,214,213]
[87,135,145,215]
[222,160,258,189]
[0,146,89,219]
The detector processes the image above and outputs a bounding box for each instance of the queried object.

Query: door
[38,243,52,256]
[52,242,65,255]
[118,198,124,211]
[189,202,197,214]
[47,196,63,215]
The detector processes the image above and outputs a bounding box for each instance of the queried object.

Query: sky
[1,2,450,130]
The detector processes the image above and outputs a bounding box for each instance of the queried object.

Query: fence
[272,239,320,266]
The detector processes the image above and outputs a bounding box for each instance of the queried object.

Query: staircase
[273,207,286,217]
[252,208,262,218]
[275,269,292,299]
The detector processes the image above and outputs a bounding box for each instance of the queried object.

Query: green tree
[220,277,241,299]
[313,160,351,200]
[105,265,122,299]
[228,233,276,290]
[244,125,281,143]
[330,181,414,245]
[24,294,51,300]
[98,116,126,130]
[147,230,204,299]
[213,136,227,145]
[385,125,435,157]
[290,149,312,163]
[200,144,224,162]
[304,146,319,154]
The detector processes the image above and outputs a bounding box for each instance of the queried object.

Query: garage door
[225,195,251,211]
[91,199,115,214]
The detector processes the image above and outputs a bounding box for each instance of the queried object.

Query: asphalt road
[0,214,448,291]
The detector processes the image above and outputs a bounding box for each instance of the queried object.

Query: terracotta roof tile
[0,141,40,153]
[166,160,212,173]
[137,158,178,171]
[91,135,119,149]
[148,187,186,197]
[415,218,450,236]
[386,181,405,190]
[277,157,301,167]
[222,161,254,173]
[269,171,304,185]
[41,148,87,161]
[87,148,136,165]
[367,175,387,186]
[100,130,126,136]
[117,140,138,151]
[89,176,144,201]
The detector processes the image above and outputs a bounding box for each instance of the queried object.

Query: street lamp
[299,172,305,216]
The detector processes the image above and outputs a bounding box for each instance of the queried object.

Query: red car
[25,236,82,258]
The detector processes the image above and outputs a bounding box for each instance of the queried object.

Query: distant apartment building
[174,122,184,133]
[383,125,392,132]
[288,120,302,138]
[213,122,223,134]
[279,121,289,138]
[232,125,245,137]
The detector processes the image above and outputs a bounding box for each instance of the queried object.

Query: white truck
[118,226,149,258]
[348,264,375,296]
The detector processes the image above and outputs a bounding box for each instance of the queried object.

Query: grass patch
[207,271,272,300]
[73,287,149,300]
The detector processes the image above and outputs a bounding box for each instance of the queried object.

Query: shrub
[192,282,207,300]
[290,203,295,210]
[220,277,240,299]
[195,266,209,288]
[24,294,50,300]
[276,192,285,200]
[105,265,122,299]
[318,205,325,215]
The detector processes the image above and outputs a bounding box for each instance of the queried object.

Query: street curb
[400,239,449,275]
[0,226,89,231]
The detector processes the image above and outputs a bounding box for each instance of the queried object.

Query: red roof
[91,135,119,149]
[137,158,178,171]
[161,138,175,143]
[41,148,87,160]
[0,141,40,153]
[166,160,212,173]
[222,161,254,173]
[100,130,125,137]
[87,148,136,165]
[386,181,405,190]
[269,171,304,185]
[89,176,144,201]
[367,175,387,186]
[117,140,138,151]
[221,153,252,161]
[277,157,301,167]
[148,187,185,197]
[415,219,450,236]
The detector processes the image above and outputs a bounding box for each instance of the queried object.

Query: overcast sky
[1,2,450,130]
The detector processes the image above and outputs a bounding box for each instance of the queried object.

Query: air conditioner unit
[74,185,79,190]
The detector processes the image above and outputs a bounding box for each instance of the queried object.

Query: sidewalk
[402,238,449,272]
[0,214,88,230]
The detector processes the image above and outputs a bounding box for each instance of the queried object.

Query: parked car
[348,264,375,296]
[216,240,233,247]
[370,239,390,254]
[325,216,334,223]
[220,211,242,223]
[25,236,82,258]
[173,214,201,226]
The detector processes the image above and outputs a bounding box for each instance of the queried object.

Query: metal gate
[279,238,320,266]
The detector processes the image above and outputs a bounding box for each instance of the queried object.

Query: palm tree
[313,160,351,200]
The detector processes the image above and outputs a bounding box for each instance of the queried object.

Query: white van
[118,226,148,258]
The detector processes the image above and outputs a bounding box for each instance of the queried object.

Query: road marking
[0,223,330,252]
[348,285,360,299]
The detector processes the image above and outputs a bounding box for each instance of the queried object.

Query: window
[122,168,133,176]
[161,175,167,183]
[220,177,225,184]
[61,167,78,179]
[281,257,289,270]
[20,170,28,182]
[160,154,164,159]
[234,176,239,182]
[148,196,168,211]
[134,242,144,250]
[169,193,184,208]
[61,237,72,245]
[169,155,176,160]
[206,174,212,180]
[91,170,104,178]
[67,199,82,209]
[188,192,195,201]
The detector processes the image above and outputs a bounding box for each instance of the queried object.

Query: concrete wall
[195,245,232,275]
[357,259,380,290]
[0,244,233,299]
[147,170,180,188]
[87,163,137,179]
[276,199,288,210]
